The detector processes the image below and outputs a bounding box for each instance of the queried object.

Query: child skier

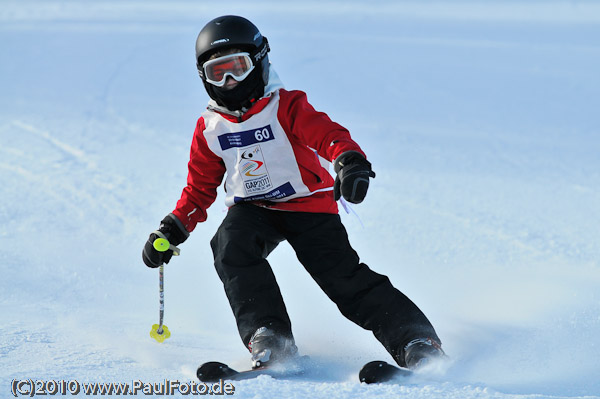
[143,15,444,370]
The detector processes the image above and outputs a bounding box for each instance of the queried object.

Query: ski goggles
[202,52,255,87]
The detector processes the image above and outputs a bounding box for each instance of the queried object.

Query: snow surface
[1,1,599,398]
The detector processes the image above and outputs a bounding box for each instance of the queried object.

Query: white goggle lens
[203,53,254,87]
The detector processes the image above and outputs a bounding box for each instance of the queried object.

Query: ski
[197,358,411,383]
[197,356,309,382]
[359,360,413,384]
[197,362,275,382]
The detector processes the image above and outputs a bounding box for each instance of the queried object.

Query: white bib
[202,91,313,206]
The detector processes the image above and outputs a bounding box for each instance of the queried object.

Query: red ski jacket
[172,88,365,233]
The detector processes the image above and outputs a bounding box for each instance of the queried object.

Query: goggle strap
[250,37,270,64]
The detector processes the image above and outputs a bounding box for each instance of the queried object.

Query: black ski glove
[142,213,189,268]
[333,151,376,204]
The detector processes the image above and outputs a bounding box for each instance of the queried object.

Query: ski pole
[149,233,181,343]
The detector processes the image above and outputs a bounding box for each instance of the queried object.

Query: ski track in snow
[1,1,599,399]
[12,120,93,168]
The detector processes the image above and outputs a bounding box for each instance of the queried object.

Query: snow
[1,1,599,398]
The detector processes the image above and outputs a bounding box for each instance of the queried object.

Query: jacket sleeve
[277,89,365,162]
[172,117,226,232]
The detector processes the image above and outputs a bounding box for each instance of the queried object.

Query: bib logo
[239,146,272,195]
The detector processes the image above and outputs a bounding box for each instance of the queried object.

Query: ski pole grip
[152,231,181,256]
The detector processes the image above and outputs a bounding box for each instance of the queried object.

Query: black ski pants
[210,202,440,366]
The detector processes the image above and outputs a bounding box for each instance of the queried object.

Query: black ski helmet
[195,15,270,111]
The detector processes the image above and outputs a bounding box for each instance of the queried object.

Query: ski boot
[248,326,298,369]
[403,338,446,370]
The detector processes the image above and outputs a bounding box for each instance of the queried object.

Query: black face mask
[204,65,265,112]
